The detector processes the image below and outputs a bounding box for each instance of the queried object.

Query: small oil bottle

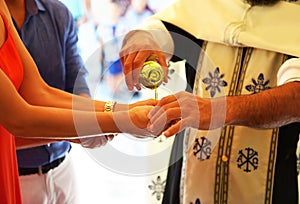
[139,57,164,99]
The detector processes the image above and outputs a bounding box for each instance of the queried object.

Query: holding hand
[80,99,159,148]
[148,91,226,137]
[119,105,156,138]
[119,30,168,91]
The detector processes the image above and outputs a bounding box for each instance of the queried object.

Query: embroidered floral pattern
[202,67,227,97]
[148,176,166,201]
[245,73,271,93]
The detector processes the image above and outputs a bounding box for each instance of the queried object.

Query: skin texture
[148,82,300,137]
[6,0,110,149]
[0,0,157,149]
[120,30,168,91]
[119,16,300,137]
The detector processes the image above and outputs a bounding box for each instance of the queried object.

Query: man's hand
[148,91,199,137]
[148,91,226,137]
[119,30,168,91]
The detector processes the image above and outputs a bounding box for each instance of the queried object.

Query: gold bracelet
[104,101,116,112]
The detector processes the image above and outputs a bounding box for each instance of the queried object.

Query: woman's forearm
[26,85,107,112]
[9,105,118,139]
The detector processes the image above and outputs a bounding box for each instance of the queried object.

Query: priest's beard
[244,0,280,6]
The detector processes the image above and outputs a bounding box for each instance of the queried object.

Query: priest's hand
[119,30,168,91]
[149,91,222,137]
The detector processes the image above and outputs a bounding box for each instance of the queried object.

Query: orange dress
[0,15,24,204]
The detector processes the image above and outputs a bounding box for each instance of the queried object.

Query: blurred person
[96,0,131,100]
[59,0,87,26]
[116,0,131,16]
[99,0,155,100]
[61,0,100,61]
[120,0,300,203]
[122,0,154,30]
[0,0,157,203]
[8,0,91,203]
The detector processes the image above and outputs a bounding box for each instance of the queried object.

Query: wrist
[104,101,116,112]
[113,103,130,112]
[123,30,153,46]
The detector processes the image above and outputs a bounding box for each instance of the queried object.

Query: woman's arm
[0,69,153,139]
[0,2,155,147]
[1,1,148,113]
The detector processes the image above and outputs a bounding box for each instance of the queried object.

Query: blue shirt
[16,0,90,168]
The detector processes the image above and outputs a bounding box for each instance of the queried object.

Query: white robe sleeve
[277,58,300,85]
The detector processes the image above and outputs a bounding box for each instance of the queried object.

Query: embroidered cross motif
[190,198,201,204]
[202,67,228,97]
[148,176,166,201]
[237,147,259,172]
[245,73,271,93]
[193,137,212,161]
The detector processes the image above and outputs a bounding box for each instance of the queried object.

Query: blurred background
[58,0,177,203]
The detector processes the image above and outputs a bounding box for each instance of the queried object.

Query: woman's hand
[115,105,157,138]
[80,134,115,149]
[114,98,158,112]
[129,98,158,109]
